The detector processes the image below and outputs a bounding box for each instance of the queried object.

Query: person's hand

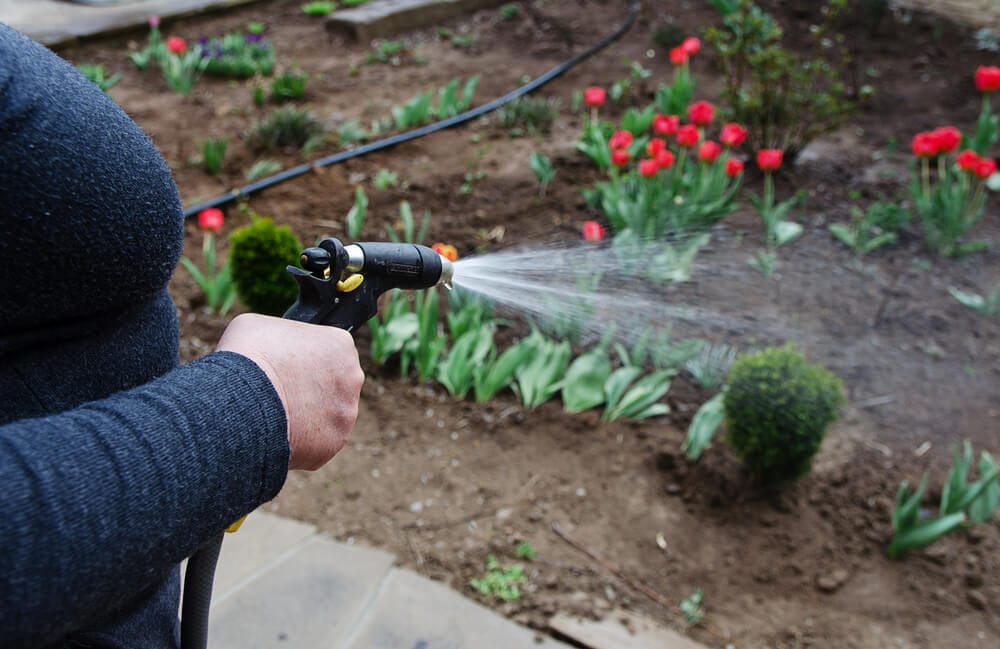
[215,313,364,470]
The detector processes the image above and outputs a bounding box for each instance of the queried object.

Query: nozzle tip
[438,256,454,288]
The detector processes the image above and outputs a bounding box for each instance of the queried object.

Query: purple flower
[244,33,264,44]
[197,36,208,46]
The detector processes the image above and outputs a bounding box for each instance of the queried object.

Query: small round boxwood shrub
[229,217,302,316]
[723,346,844,483]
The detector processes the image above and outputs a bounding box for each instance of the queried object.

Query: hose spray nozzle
[283,237,453,330]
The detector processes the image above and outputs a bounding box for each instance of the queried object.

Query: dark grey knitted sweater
[0,23,290,648]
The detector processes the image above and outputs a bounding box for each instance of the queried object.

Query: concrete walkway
[0,0,263,46]
[200,512,571,649]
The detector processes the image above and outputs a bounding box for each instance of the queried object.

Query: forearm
[0,352,288,647]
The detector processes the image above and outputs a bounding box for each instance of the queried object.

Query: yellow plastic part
[336,273,364,293]
[226,515,248,533]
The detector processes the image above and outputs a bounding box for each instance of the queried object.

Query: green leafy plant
[724,346,844,483]
[344,187,368,241]
[228,215,303,316]
[602,368,673,422]
[529,151,557,197]
[401,290,447,382]
[612,232,712,285]
[684,393,725,460]
[435,77,480,118]
[270,70,308,101]
[499,3,520,20]
[196,32,275,79]
[128,19,165,72]
[364,40,407,65]
[512,331,571,408]
[829,201,908,255]
[685,343,736,390]
[705,0,855,156]
[390,77,479,130]
[610,60,653,104]
[514,541,537,560]
[437,324,496,398]
[470,554,526,601]
[180,210,236,315]
[199,137,228,175]
[385,201,431,245]
[302,1,336,16]
[749,154,802,247]
[247,106,327,153]
[336,119,369,146]
[747,249,777,277]
[680,587,705,625]
[446,292,493,341]
[369,290,418,366]
[473,337,535,403]
[373,168,399,190]
[437,27,477,49]
[949,281,1000,316]
[77,63,121,92]
[561,342,612,414]
[244,159,283,182]
[495,96,559,134]
[887,443,997,559]
[910,135,997,257]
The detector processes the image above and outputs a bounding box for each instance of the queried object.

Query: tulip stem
[921,158,931,201]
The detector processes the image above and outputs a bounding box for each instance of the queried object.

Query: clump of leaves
[724,345,844,483]
[469,555,526,601]
[199,137,227,175]
[77,63,121,92]
[302,1,335,16]
[515,542,537,560]
[949,281,1000,316]
[197,31,275,79]
[705,0,855,156]
[228,215,302,316]
[513,331,571,408]
[685,343,736,390]
[437,26,477,49]
[830,201,907,255]
[680,587,705,625]
[888,442,998,559]
[529,151,557,197]
[270,70,308,101]
[244,159,283,182]
[247,106,327,153]
[344,187,368,240]
[373,168,399,190]
[364,40,408,65]
[495,96,559,134]
[498,3,520,20]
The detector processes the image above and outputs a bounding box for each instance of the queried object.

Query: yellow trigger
[336,274,364,292]
[226,515,247,533]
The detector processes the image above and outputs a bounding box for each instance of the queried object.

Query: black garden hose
[180,2,640,648]
[182,0,641,218]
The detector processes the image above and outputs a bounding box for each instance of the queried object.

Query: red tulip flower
[582,220,605,242]
[655,149,676,170]
[974,158,998,180]
[681,37,701,55]
[975,66,1000,93]
[956,149,981,172]
[432,242,459,262]
[584,86,606,108]
[720,123,749,148]
[756,149,783,172]
[698,140,722,163]
[911,131,939,158]
[197,208,224,233]
[669,46,689,66]
[638,158,660,177]
[687,100,715,127]
[725,158,744,177]
[166,36,187,54]
[675,124,700,148]
[652,114,680,137]
[608,130,633,151]
[931,126,961,154]
[611,148,631,167]
[646,138,666,157]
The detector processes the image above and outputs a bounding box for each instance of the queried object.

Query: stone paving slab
[550,610,710,649]
[0,0,263,46]
[342,567,572,649]
[208,535,397,649]
[326,0,505,42]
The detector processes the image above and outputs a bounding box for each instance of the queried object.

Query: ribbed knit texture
[0,23,290,648]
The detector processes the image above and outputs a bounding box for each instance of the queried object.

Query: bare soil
[60,1,1000,647]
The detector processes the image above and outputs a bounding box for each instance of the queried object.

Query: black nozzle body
[283,238,446,330]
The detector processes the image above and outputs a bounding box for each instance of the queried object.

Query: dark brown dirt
[60,1,1000,647]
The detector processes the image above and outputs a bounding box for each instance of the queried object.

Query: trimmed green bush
[724,346,844,483]
[229,218,302,316]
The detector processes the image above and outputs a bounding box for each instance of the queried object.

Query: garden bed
[60,1,1000,647]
